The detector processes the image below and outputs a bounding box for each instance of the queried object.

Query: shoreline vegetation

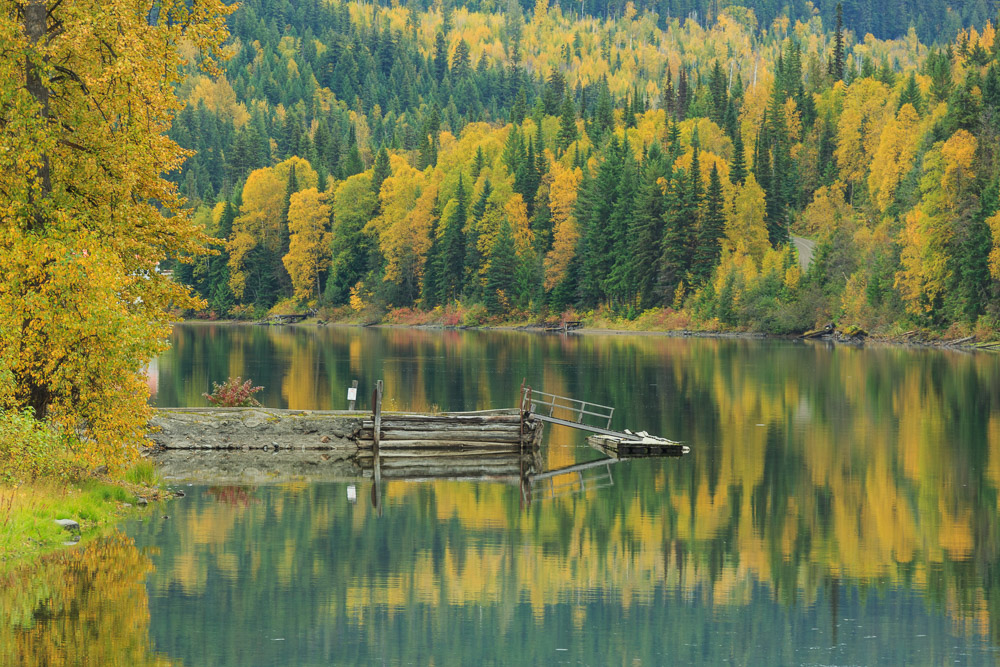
[0,411,171,567]
[180,307,1000,350]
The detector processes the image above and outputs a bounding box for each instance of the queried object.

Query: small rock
[173,489,186,498]
[162,515,170,520]
[93,465,108,476]
[122,503,132,508]
[136,497,149,506]
[54,519,80,532]
[320,435,331,443]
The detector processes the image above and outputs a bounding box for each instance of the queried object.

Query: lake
[9,323,1000,665]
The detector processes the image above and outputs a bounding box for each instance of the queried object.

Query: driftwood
[945,335,976,346]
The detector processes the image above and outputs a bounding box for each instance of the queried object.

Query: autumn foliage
[0,0,231,469]
[154,0,1000,336]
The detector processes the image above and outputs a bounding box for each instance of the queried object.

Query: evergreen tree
[451,39,471,79]
[632,144,668,307]
[590,78,615,144]
[709,61,727,125]
[511,86,528,125]
[465,178,492,297]
[557,93,579,153]
[580,137,625,305]
[692,164,725,284]
[607,143,640,308]
[422,214,442,308]
[731,130,747,185]
[372,146,391,196]
[471,146,486,180]
[433,31,449,82]
[484,219,518,314]
[831,3,845,82]
[437,175,469,304]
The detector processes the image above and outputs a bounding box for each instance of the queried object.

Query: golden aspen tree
[283,189,332,302]
[868,103,921,212]
[368,156,437,301]
[724,173,770,262]
[0,0,231,468]
[835,78,891,188]
[987,211,1000,281]
[896,131,977,314]
[544,163,582,289]
[228,167,285,298]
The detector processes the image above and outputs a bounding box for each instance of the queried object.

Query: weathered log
[370,461,523,474]
[366,423,525,432]
[358,449,521,465]
[357,440,523,451]
[360,429,524,443]
[361,417,523,428]
[947,335,975,346]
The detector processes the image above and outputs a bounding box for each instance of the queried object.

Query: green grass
[123,459,160,486]
[0,463,165,566]
[0,409,168,565]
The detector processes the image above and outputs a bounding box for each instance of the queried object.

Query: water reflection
[1,535,175,666]
[133,325,1000,664]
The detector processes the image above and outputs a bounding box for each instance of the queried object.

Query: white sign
[347,387,358,401]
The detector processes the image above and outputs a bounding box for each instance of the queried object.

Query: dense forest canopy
[165,0,1000,334]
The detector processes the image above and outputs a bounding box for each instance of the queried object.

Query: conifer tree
[437,176,469,304]
[372,147,391,197]
[831,3,845,81]
[433,31,448,82]
[557,94,579,153]
[731,131,747,185]
[484,219,517,314]
[607,144,640,308]
[632,145,668,307]
[692,164,725,284]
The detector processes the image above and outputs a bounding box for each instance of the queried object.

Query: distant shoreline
[172,318,998,351]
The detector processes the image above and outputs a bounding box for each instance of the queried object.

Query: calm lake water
[9,323,1000,665]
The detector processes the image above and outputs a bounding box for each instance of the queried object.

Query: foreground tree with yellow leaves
[0,0,231,469]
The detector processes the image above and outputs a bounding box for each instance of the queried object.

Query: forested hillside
[167,0,1000,334]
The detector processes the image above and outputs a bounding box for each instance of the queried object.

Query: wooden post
[519,379,526,446]
[372,379,383,451]
[372,379,383,518]
[348,380,358,411]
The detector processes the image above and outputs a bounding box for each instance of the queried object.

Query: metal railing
[520,386,614,430]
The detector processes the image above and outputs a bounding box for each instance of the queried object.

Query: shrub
[203,377,264,407]
[460,302,489,326]
[0,410,72,484]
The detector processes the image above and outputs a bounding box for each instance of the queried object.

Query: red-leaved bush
[203,377,264,407]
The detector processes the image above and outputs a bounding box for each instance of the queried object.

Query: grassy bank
[0,410,167,566]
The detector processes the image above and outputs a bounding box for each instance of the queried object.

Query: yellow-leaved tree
[896,130,978,315]
[283,188,332,302]
[0,0,232,470]
[544,163,582,290]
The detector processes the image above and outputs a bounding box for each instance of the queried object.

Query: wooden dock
[354,380,543,481]
[587,434,689,458]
